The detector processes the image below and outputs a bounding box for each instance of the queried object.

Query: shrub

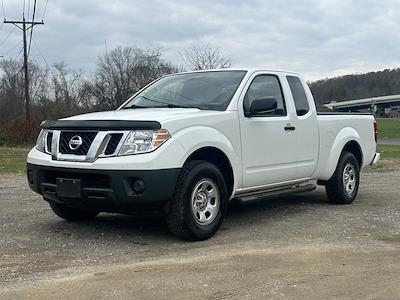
[0,118,40,146]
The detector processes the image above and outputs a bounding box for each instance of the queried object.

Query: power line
[27,0,31,19]
[1,0,5,19]
[32,60,49,101]
[17,48,24,66]
[0,25,15,48]
[0,0,6,35]
[27,0,37,57]
[15,46,24,65]
[17,45,24,57]
[27,3,31,49]
[42,0,48,20]
[29,48,50,101]
[3,39,21,56]
[32,37,49,69]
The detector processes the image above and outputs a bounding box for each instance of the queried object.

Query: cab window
[243,75,286,117]
[287,76,310,116]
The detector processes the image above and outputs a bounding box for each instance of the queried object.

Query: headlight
[118,129,171,156]
[35,129,48,153]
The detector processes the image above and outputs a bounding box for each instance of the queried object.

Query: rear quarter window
[287,76,310,116]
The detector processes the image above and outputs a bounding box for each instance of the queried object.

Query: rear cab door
[285,75,319,179]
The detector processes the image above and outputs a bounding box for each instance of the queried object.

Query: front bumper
[27,163,180,214]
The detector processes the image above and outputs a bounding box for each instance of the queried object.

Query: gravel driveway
[0,165,399,299]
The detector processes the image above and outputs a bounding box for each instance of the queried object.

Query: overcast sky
[1,0,400,81]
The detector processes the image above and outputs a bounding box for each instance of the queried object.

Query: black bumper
[27,163,180,214]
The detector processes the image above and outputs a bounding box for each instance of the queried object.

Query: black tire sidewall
[179,162,228,239]
[332,152,360,203]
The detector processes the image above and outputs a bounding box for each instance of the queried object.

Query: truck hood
[64,108,222,123]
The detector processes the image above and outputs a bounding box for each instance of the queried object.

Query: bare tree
[51,62,85,109]
[0,59,25,119]
[89,46,178,109]
[180,43,232,70]
[31,62,89,120]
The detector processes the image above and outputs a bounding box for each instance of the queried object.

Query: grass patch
[364,157,400,172]
[376,118,400,139]
[377,144,400,159]
[0,147,30,173]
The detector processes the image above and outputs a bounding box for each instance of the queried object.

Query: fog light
[132,179,145,194]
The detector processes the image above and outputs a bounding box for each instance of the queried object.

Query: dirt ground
[0,163,399,299]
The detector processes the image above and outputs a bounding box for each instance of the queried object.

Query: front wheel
[325,151,360,204]
[166,160,228,241]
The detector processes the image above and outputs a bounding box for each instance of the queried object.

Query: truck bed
[313,113,377,180]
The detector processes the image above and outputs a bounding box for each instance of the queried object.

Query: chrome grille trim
[50,130,129,162]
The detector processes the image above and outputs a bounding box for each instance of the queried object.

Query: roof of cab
[174,68,301,77]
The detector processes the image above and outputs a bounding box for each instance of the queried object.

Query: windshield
[121,71,247,111]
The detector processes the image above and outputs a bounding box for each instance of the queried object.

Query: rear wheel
[325,151,360,204]
[49,201,99,221]
[166,160,228,241]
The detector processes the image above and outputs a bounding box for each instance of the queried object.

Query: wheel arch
[317,127,363,181]
[342,140,363,167]
[183,147,235,199]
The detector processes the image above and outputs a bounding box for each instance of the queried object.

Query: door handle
[284,124,296,131]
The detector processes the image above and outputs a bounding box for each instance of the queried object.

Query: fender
[173,126,242,197]
[318,127,361,181]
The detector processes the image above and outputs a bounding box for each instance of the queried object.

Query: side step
[233,183,316,205]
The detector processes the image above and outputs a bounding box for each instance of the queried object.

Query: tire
[49,201,99,221]
[325,151,360,204]
[166,160,229,241]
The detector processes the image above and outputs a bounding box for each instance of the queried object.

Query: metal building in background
[324,94,400,117]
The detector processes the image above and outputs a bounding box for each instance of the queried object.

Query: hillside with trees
[309,68,400,105]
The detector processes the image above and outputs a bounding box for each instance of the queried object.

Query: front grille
[59,131,98,155]
[104,133,123,155]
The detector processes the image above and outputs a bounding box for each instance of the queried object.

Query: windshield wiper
[138,95,201,109]
[122,104,147,109]
[166,104,200,109]
[138,95,171,106]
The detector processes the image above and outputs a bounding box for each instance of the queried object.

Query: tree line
[0,43,232,145]
[309,68,400,105]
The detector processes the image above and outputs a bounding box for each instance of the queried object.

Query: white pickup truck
[27,68,380,240]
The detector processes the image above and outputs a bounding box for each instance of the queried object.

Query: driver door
[239,73,300,189]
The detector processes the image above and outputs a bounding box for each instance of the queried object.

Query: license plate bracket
[56,178,81,198]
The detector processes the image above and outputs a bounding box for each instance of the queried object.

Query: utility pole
[4,15,44,139]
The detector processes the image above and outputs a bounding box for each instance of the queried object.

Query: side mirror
[247,97,278,116]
